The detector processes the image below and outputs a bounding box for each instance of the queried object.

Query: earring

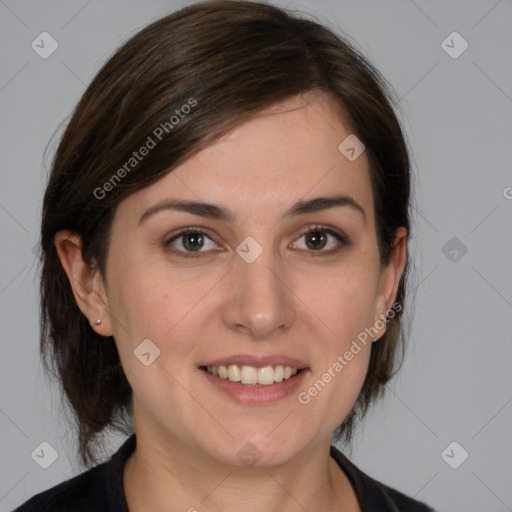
[94,320,101,326]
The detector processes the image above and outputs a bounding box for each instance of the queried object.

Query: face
[97,91,405,467]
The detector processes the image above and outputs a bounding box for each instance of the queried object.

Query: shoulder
[11,463,108,512]
[330,445,436,512]
[11,435,135,512]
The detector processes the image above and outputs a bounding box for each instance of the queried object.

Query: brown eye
[292,225,350,254]
[182,232,205,251]
[164,229,219,258]
[304,230,328,250]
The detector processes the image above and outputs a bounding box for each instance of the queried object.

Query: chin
[209,430,312,470]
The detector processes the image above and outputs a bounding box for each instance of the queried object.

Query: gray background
[1,0,511,511]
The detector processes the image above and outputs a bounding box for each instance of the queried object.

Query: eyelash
[163,224,351,259]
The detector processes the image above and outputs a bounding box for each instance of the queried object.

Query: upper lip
[199,354,309,369]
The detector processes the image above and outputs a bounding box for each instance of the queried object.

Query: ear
[54,230,113,337]
[371,226,407,341]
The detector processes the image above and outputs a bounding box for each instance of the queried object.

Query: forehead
[119,91,374,224]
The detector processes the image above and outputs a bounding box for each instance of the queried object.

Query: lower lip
[199,368,309,404]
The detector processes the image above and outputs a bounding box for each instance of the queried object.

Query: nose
[221,243,296,339]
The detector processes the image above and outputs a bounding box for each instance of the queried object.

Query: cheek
[293,259,378,411]
[109,272,194,339]
[296,282,373,431]
[106,253,220,364]
[299,260,380,346]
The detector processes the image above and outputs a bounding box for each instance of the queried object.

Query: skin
[56,90,407,512]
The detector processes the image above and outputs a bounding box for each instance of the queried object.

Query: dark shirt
[12,434,434,511]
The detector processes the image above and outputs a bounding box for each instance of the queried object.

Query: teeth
[241,365,258,385]
[205,364,300,385]
[257,366,274,385]
[227,364,241,381]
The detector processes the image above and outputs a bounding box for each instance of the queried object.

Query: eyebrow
[138,194,366,226]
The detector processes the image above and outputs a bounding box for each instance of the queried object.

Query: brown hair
[40,0,414,467]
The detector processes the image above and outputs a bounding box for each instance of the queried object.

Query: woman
[14,1,434,510]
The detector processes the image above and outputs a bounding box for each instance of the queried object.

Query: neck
[123,429,360,512]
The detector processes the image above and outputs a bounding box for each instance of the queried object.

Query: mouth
[200,364,304,386]
[198,355,310,404]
